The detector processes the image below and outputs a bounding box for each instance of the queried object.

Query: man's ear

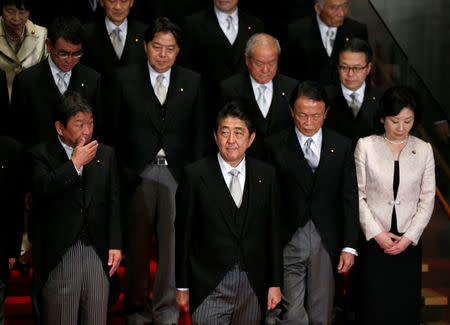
[55,121,64,137]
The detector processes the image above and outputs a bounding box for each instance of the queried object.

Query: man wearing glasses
[325,38,383,147]
[265,81,359,325]
[10,16,101,148]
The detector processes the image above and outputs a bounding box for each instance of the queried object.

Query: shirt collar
[249,74,273,92]
[48,56,73,78]
[58,135,74,160]
[105,16,128,36]
[147,61,171,86]
[214,5,239,25]
[295,126,323,148]
[217,152,246,177]
[341,81,366,101]
[316,13,337,37]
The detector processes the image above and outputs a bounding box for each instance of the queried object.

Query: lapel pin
[412,150,416,155]
[330,149,334,153]
[81,83,85,87]
[180,88,184,92]
[1,165,4,169]
[372,96,376,100]
[31,30,35,35]
[345,37,349,41]
[248,26,252,30]
[97,160,100,163]
[258,179,262,184]
[281,91,286,96]
[135,38,139,43]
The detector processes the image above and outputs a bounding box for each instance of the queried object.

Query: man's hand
[384,236,412,255]
[8,258,16,270]
[374,232,400,250]
[267,286,281,310]
[72,139,98,170]
[108,249,122,277]
[337,251,355,273]
[177,290,190,312]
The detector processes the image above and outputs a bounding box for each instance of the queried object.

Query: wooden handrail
[435,187,450,219]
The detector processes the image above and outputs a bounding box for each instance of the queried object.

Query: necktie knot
[225,15,237,45]
[304,138,319,172]
[229,168,239,177]
[325,28,335,56]
[349,92,360,117]
[229,168,242,207]
[111,27,124,59]
[155,74,167,104]
[56,72,68,94]
[257,84,269,117]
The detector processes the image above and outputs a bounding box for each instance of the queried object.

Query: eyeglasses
[55,50,83,59]
[338,65,368,74]
[295,113,325,121]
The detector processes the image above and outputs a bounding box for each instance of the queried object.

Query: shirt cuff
[72,161,83,176]
[177,288,189,291]
[342,247,358,256]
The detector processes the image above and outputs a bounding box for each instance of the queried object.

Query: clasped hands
[374,232,412,255]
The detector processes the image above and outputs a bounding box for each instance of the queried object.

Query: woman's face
[2,4,30,33]
[381,107,415,141]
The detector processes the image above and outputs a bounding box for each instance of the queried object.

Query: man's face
[291,96,328,137]
[46,37,83,72]
[338,51,371,91]
[100,0,134,26]
[315,0,349,27]
[213,0,239,14]
[144,32,179,73]
[56,111,94,148]
[214,116,255,167]
[245,44,278,85]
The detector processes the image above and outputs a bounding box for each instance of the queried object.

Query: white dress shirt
[250,75,273,118]
[295,126,357,256]
[217,152,246,191]
[58,136,83,176]
[316,14,337,53]
[214,5,239,43]
[48,56,72,91]
[105,16,128,47]
[341,81,366,109]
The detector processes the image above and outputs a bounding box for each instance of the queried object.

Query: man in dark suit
[10,16,101,148]
[110,18,208,325]
[219,33,297,159]
[82,0,147,79]
[265,81,359,324]
[285,0,367,85]
[325,38,383,146]
[0,135,24,325]
[180,0,263,106]
[176,102,282,324]
[28,91,122,325]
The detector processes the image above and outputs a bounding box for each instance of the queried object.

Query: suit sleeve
[175,167,196,289]
[354,138,383,240]
[108,147,122,250]
[340,139,360,250]
[403,143,435,245]
[268,167,283,287]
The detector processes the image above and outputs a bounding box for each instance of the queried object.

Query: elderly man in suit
[219,33,297,159]
[110,17,208,325]
[285,0,367,85]
[10,16,101,148]
[181,0,263,106]
[325,38,383,147]
[82,0,147,79]
[176,102,282,325]
[265,81,359,325]
[28,91,122,325]
[0,135,24,325]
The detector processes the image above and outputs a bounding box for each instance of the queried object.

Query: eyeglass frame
[54,50,84,59]
[338,64,369,74]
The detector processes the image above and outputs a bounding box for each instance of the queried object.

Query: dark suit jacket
[0,136,24,281]
[109,63,208,186]
[28,137,121,286]
[265,127,359,265]
[0,69,9,134]
[180,7,263,101]
[9,59,102,148]
[82,19,147,79]
[175,155,282,313]
[219,72,297,159]
[325,84,383,147]
[285,16,367,85]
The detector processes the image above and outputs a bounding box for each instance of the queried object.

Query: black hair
[0,0,31,11]
[376,86,421,134]
[216,100,254,135]
[53,91,92,127]
[339,38,373,64]
[47,16,84,46]
[144,17,181,46]
[290,80,329,109]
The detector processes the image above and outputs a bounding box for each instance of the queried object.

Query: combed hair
[53,91,92,127]
[144,17,182,46]
[0,0,31,10]
[290,80,329,109]
[48,16,85,45]
[245,33,281,58]
[340,38,373,63]
[216,100,254,135]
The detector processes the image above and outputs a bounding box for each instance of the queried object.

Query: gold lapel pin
[345,37,349,41]
[97,160,101,163]
[180,88,184,92]
[135,38,139,43]
[248,26,252,30]
[412,150,416,155]
[1,165,4,169]
[31,30,35,35]
[281,91,286,96]
[258,179,262,184]
[81,83,85,87]
[330,149,334,153]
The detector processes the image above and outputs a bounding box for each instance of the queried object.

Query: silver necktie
[325,28,335,56]
[111,27,124,59]
[229,169,243,207]
[226,15,237,45]
[349,92,360,117]
[257,85,268,117]
[56,72,68,94]
[154,74,167,104]
[304,138,319,172]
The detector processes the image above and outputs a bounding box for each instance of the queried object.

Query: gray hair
[316,0,326,8]
[245,33,281,58]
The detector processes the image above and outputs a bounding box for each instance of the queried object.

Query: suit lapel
[164,66,186,126]
[122,20,143,62]
[83,149,102,208]
[42,60,62,97]
[138,64,163,132]
[200,156,240,239]
[311,17,329,58]
[46,137,72,171]
[312,128,334,193]
[97,20,120,64]
[286,129,314,195]
[242,75,268,134]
